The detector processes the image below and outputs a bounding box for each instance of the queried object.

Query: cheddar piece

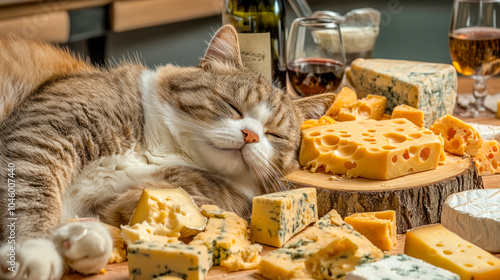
[250,188,318,247]
[430,114,483,156]
[301,116,336,130]
[127,241,210,280]
[258,209,383,280]
[404,224,500,280]
[300,118,443,180]
[129,188,207,237]
[391,104,424,127]
[337,94,387,122]
[326,86,358,118]
[190,205,262,271]
[497,100,500,119]
[344,210,397,251]
[474,139,500,175]
[348,58,457,127]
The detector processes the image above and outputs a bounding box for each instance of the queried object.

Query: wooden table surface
[64,77,500,280]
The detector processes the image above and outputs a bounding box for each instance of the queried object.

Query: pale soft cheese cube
[346,254,460,280]
[250,188,318,247]
[348,58,457,127]
[127,241,210,280]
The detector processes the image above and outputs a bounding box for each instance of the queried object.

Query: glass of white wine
[449,0,500,117]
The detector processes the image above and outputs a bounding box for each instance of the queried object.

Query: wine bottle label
[237,33,272,82]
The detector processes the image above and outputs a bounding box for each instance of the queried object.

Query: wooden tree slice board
[286,154,484,233]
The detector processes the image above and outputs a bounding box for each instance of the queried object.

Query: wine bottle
[223,0,287,89]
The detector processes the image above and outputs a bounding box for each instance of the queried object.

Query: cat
[0,25,334,280]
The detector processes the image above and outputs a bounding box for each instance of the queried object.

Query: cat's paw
[0,239,64,280]
[53,221,112,275]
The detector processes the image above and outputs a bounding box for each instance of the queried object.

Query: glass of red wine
[287,17,346,97]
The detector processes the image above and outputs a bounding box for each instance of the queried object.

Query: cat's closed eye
[266,132,286,140]
[228,102,243,119]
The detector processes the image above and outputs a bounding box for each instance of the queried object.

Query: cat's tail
[0,37,96,122]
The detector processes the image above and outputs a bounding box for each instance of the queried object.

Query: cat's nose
[242,129,259,143]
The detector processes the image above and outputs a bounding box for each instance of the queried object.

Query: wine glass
[449,0,500,117]
[287,17,346,97]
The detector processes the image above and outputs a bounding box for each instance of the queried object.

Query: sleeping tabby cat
[0,25,334,279]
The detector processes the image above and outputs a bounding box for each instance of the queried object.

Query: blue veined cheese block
[346,254,460,280]
[347,58,457,127]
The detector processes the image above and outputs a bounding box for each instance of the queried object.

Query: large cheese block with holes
[258,209,383,280]
[299,118,442,180]
[347,58,457,127]
[346,254,460,280]
[250,188,318,247]
[127,188,207,238]
[441,189,500,252]
[189,205,262,271]
[404,224,500,280]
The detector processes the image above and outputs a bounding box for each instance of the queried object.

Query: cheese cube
[129,188,207,237]
[120,221,181,245]
[391,104,424,127]
[190,205,262,271]
[430,114,484,156]
[325,86,358,118]
[300,119,443,180]
[335,94,387,122]
[127,241,210,280]
[301,116,336,130]
[258,209,383,280]
[344,210,397,251]
[474,139,500,175]
[404,224,500,280]
[346,254,460,280]
[250,188,318,247]
[348,58,457,127]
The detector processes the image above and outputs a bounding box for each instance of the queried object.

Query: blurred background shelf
[0,0,453,67]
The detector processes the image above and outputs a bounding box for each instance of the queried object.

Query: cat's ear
[293,93,336,122]
[201,25,244,69]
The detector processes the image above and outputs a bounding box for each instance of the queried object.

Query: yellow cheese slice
[250,188,318,247]
[344,210,397,251]
[430,114,483,156]
[475,139,500,175]
[404,223,500,280]
[190,205,262,272]
[120,221,181,245]
[300,118,442,180]
[391,104,425,127]
[129,188,207,237]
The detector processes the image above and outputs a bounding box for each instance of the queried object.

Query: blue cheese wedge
[189,205,262,272]
[258,209,383,280]
[346,254,460,280]
[250,188,318,247]
[127,241,210,280]
[347,58,457,127]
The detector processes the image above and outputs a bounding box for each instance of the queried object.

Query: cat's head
[154,25,334,195]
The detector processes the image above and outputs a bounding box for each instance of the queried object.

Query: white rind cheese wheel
[441,189,500,252]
